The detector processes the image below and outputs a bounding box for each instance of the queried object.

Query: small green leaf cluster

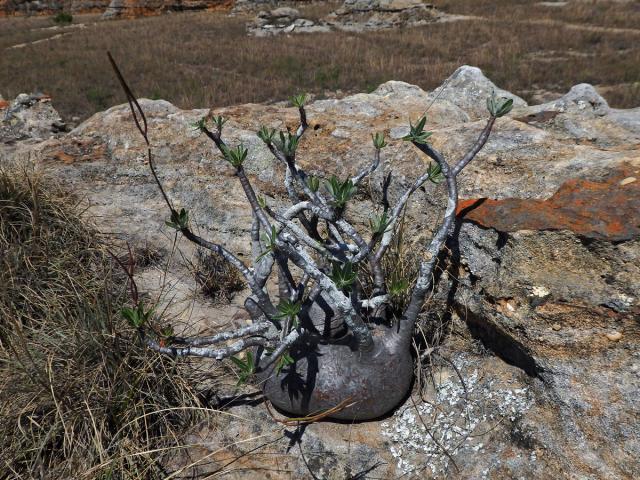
[291,93,307,108]
[403,116,432,144]
[306,175,320,193]
[330,262,358,291]
[372,132,387,149]
[426,162,444,184]
[211,115,227,131]
[273,131,299,157]
[159,325,174,338]
[166,208,189,230]
[275,300,302,327]
[487,92,513,118]
[369,211,391,235]
[326,176,356,208]
[191,118,208,132]
[276,352,295,374]
[230,351,255,385]
[257,126,276,144]
[388,278,409,298]
[220,144,248,168]
[121,301,154,328]
[257,225,278,261]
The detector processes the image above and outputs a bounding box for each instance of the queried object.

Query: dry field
[0,0,639,122]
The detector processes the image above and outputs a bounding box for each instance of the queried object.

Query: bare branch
[143,334,267,360]
[360,295,389,310]
[258,329,302,371]
[276,240,373,349]
[171,322,272,347]
[451,117,495,177]
[401,115,498,337]
[266,207,334,260]
[336,219,369,261]
[236,167,272,231]
[295,104,308,139]
[351,147,381,187]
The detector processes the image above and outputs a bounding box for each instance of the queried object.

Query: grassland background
[1,0,639,123]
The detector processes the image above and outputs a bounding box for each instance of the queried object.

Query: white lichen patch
[530,285,550,298]
[381,356,533,477]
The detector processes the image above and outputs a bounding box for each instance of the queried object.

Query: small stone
[619,177,636,186]
[16,93,31,105]
[605,331,623,342]
[531,285,550,297]
[552,323,561,331]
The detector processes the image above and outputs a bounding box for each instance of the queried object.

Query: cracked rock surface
[2,65,639,478]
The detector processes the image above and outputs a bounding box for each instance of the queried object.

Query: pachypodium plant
[109,53,512,421]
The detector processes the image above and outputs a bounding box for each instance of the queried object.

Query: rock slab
[2,65,639,478]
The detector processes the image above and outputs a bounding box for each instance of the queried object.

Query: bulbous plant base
[259,328,414,421]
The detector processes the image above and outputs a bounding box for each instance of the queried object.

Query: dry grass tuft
[0,168,210,479]
[194,248,245,304]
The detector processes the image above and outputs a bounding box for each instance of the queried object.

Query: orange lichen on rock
[457,167,640,242]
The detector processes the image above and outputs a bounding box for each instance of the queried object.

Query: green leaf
[274,300,302,320]
[221,144,248,168]
[496,98,513,117]
[369,211,391,235]
[372,132,387,149]
[325,176,356,208]
[255,249,272,263]
[427,162,444,184]
[388,278,409,297]
[191,118,207,132]
[121,301,153,328]
[273,130,299,157]
[231,351,255,385]
[306,175,320,193]
[212,115,227,131]
[120,306,138,326]
[160,325,174,337]
[257,126,276,144]
[402,115,432,145]
[246,351,254,371]
[262,225,277,249]
[256,225,278,262]
[166,208,189,230]
[487,91,513,118]
[230,356,246,370]
[275,352,295,374]
[330,261,358,291]
[291,93,307,108]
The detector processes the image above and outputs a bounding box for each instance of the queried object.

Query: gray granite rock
[2,66,639,479]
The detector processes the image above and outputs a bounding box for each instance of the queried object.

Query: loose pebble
[606,331,623,341]
[619,177,636,186]
[552,323,561,331]
[531,285,550,297]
